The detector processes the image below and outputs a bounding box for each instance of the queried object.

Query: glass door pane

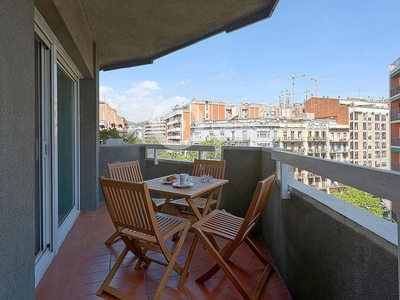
[34,38,43,256]
[57,65,76,225]
[34,37,51,257]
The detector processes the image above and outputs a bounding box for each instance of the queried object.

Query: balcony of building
[35,204,290,300]
[392,109,400,122]
[390,85,400,98]
[391,162,400,172]
[36,145,399,300]
[307,136,327,142]
[282,137,303,143]
[392,137,400,147]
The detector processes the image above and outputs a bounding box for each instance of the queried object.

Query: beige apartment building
[305,97,389,169]
[99,101,126,128]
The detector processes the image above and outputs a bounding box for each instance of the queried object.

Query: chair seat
[169,196,217,209]
[121,213,189,243]
[152,197,167,207]
[192,210,244,241]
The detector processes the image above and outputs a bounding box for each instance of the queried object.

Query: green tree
[99,128,121,141]
[200,138,225,160]
[331,186,388,218]
[145,134,164,144]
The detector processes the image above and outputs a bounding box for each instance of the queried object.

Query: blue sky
[100,0,400,122]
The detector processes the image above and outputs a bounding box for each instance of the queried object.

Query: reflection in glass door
[57,65,77,226]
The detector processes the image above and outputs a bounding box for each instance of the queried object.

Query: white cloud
[180,79,191,85]
[219,69,236,78]
[99,81,189,122]
[126,80,160,97]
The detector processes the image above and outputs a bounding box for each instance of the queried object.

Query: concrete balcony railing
[99,144,399,299]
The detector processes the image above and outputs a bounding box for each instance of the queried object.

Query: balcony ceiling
[78,0,279,71]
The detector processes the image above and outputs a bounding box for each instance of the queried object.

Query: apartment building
[164,99,278,144]
[99,101,126,128]
[390,56,400,172]
[191,117,281,146]
[389,56,400,221]
[304,97,389,169]
[143,117,166,143]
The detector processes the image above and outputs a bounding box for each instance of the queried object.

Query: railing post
[154,149,159,165]
[279,162,292,200]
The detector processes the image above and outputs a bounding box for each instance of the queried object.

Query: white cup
[179,173,191,186]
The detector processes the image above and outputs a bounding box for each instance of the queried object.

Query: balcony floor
[35,204,291,300]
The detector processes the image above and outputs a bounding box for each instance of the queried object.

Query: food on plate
[163,175,178,183]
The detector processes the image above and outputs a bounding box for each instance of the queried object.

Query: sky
[99,0,400,122]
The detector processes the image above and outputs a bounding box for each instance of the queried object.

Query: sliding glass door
[57,65,77,226]
[34,11,81,286]
[34,37,51,258]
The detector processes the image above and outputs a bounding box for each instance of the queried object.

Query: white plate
[161,176,179,184]
[172,182,193,188]
[161,180,176,184]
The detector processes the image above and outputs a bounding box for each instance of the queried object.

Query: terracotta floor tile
[266,285,292,300]
[64,282,102,299]
[35,204,291,300]
[35,288,67,300]
[69,270,109,287]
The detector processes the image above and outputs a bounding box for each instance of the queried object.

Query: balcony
[35,204,290,299]
[37,145,399,300]
[307,136,327,142]
[390,85,400,97]
[392,137,400,147]
[391,109,400,121]
[392,162,400,172]
[282,137,303,143]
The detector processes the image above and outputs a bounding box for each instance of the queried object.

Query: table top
[145,175,228,199]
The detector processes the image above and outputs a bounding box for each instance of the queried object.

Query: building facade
[305,97,389,169]
[389,56,400,221]
[99,101,126,128]
[143,117,166,143]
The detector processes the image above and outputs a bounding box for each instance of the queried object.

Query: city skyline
[100,0,400,122]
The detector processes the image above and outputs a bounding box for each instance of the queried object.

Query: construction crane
[267,74,306,105]
[310,77,333,97]
[302,90,310,102]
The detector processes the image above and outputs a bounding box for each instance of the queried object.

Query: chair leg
[194,229,252,300]
[153,223,190,300]
[196,238,234,283]
[177,234,199,288]
[104,230,119,245]
[97,246,130,298]
[244,237,270,266]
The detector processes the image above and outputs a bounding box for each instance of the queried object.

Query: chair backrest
[107,160,144,182]
[192,159,226,179]
[239,173,276,236]
[192,159,226,204]
[100,176,156,236]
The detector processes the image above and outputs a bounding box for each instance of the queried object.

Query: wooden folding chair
[169,159,226,215]
[105,160,166,245]
[178,173,276,299]
[98,177,191,300]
